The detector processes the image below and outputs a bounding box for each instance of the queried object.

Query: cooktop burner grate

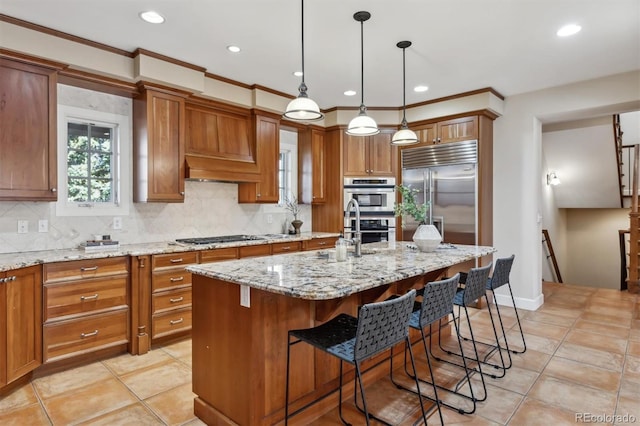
[175,235,263,245]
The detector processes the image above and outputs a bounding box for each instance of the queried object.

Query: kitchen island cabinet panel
[271,241,302,254]
[0,265,42,388]
[239,244,271,258]
[302,237,335,251]
[199,247,238,262]
[0,59,58,201]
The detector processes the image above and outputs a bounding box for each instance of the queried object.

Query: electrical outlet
[113,216,122,230]
[38,219,49,233]
[17,220,28,234]
[267,214,273,224]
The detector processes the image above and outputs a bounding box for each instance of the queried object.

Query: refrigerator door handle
[432,216,444,240]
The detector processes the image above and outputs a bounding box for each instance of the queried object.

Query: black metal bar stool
[391,273,483,415]
[284,289,428,426]
[485,255,527,354]
[432,264,505,388]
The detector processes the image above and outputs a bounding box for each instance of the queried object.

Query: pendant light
[391,41,419,145]
[283,0,323,121]
[346,11,379,136]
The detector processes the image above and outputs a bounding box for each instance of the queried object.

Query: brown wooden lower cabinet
[0,265,42,390]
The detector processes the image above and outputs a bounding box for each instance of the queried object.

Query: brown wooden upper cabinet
[414,116,479,147]
[238,112,280,203]
[133,85,187,203]
[298,127,326,204]
[0,58,58,201]
[343,129,396,177]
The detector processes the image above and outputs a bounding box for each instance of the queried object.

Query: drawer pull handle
[81,330,99,338]
[170,276,184,282]
[170,318,184,325]
[318,241,327,245]
[282,246,290,250]
[80,266,99,272]
[170,296,184,303]
[169,258,183,263]
[80,294,99,301]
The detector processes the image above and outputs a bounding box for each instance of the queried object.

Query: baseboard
[494,292,544,311]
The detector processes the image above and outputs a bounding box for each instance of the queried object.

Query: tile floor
[0,282,638,425]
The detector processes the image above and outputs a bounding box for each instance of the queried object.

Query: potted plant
[394,185,441,252]
[284,194,303,234]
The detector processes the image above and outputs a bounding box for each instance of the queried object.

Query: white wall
[493,70,640,310]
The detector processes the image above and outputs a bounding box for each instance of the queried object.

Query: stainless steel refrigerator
[400,140,478,244]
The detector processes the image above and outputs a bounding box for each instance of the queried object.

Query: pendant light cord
[300,0,305,86]
[359,19,364,106]
[402,46,407,122]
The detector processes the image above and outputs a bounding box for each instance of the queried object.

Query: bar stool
[433,263,508,384]
[485,255,526,354]
[284,289,428,425]
[391,273,483,415]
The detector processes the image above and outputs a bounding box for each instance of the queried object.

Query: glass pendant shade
[347,105,379,136]
[391,123,418,145]
[283,0,323,122]
[283,85,323,121]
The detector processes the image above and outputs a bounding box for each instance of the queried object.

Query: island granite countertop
[0,232,339,272]
[187,241,496,300]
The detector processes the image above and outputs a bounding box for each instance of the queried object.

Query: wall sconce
[547,172,561,186]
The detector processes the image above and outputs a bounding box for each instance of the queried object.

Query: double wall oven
[343,177,396,243]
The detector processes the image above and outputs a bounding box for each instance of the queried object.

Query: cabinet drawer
[239,244,271,258]
[44,309,128,362]
[152,308,192,339]
[303,237,336,251]
[152,252,198,269]
[200,247,238,263]
[152,270,192,293]
[44,276,128,322]
[152,287,192,314]
[44,257,128,283]
[272,241,302,254]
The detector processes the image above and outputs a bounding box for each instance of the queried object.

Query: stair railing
[627,144,640,293]
[614,114,625,207]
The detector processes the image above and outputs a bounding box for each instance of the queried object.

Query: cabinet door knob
[51,188,57,192]
[180,191,185,196]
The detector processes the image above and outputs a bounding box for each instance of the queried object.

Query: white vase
[413,224,442,252]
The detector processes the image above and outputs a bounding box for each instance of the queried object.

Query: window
[57,105,130,216]
[278,129,298,205]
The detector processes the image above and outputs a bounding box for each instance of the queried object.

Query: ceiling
[1,0,639,110]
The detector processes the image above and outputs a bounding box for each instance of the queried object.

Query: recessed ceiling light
[139,11,165,24]
[227,45,241,53]
[557,24,581,37]
[414,85,429,93]
[344,90,356,96]
[293,71,303,77]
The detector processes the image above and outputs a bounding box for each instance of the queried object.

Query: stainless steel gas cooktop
[175,235,264,245]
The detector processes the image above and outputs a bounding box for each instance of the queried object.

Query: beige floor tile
[536,304,583,319]
[520,319,569,340]
[580,312,632,327]
[0,382,39,414]
[555,341,625,372]
[33,361,113,400]
[119,359,191,400]
[471,382,523,424]
[145,382,197,425]
[509,397,580,426]
[181,418,208,426]
[623,354,640,383]
[474,364,539,395]
[542,357,621,392]
[508,347,552,373]
[630,328,640,342]
[0,403,51,426]
[527,375,617,415]
[41,377,138,425]
[102,348,174,376]
[573,318,630,339]
[520,310,577,327]
[619,378,640,401]
[161,338,192,360]
[513,332,560,355]
[565,329,628,354]
[628,340,640,357]
[615,396,640,424]
[83,402,164,425]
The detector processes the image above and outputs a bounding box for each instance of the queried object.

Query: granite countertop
[0,232,340,272]
[187,241,496,300]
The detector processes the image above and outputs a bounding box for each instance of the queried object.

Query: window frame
[56,105,130,217]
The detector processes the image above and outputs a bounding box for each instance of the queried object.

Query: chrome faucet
[345,198,362,257]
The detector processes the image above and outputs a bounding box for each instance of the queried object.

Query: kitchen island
[188,241,495,425]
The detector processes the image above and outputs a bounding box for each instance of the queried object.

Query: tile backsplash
[0,181,310,254]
